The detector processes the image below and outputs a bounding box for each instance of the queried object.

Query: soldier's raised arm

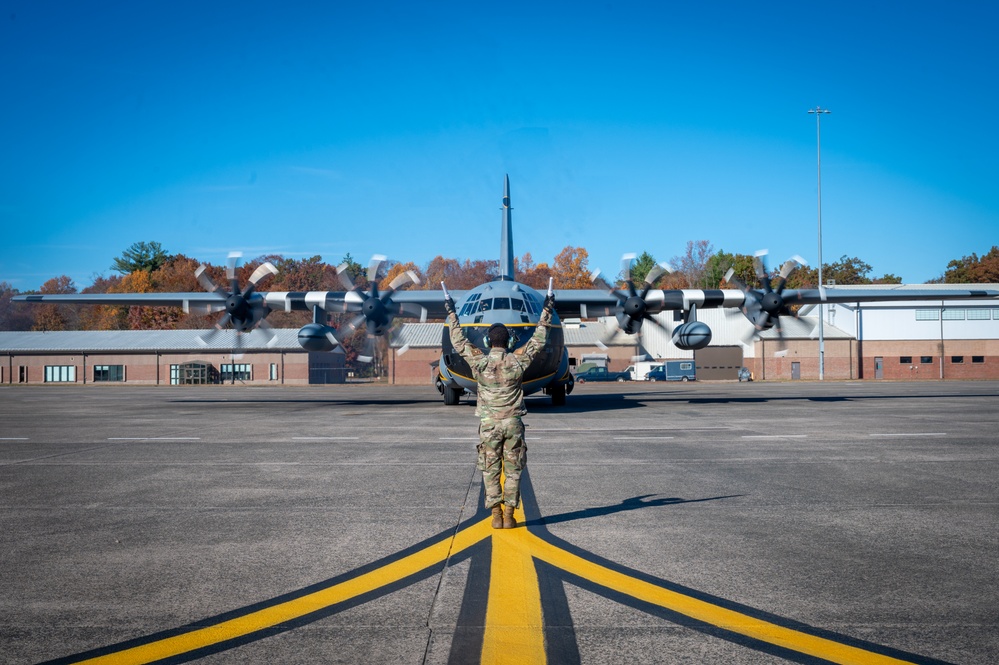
[521,289,555,364]
[444,284,482,364]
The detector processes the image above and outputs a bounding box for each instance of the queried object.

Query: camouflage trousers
[477,416,527,509]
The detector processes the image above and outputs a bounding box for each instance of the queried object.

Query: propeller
[591,254,671,349]
[724,250,809,347]
[336,255,425,363]
[194,252,278,347]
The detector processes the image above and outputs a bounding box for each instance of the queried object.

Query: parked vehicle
[645,361,696,382]
[575,367,631,382]
[738,367,753,382]
[624,361,662,381]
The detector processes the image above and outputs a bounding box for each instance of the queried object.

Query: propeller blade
[388,269,420,291]
[195,264,223,294]
[244,262,279,295]
[620,253,637,283]
[367,254,387,284]
[226,252,242,293]
[336,263,357,291]
[753,249,771,294]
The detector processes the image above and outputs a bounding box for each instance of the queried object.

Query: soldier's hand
[444,296,456,316]
[543,293,555,311]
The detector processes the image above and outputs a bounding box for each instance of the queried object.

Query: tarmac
[1,380,997,664]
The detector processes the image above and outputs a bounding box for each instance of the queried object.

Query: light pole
[808,106,830,380]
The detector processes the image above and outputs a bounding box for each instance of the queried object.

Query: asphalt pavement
[1,380,997,664]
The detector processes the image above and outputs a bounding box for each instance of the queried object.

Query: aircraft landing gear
[550,384,566,406]
[443,385,463,406]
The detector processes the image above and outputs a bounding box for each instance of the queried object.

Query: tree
[379,262,423,291]
[668,240,714,289]
[785,255,900,289]
[112,241,170,274]
[938,246,999,283]
[704,250,756,288]
[619,251,662,286]
[31,276,77,331]
[515,252,553,290]
[0,282,34,331]
[552,246,592,288]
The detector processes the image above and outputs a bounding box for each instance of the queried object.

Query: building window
[967,309,990,320]
[899,356,912,364]
[915,309,939,321]
[221,363,252,382]
[951,356,964,364]
[942,309,965,320]
[919,356,933,364]
[972,356,985,364]
[269,363,278,381]
[18,366,27,383]
[93,365,125,382]
[994,309,999,320]
[44,365,76,383]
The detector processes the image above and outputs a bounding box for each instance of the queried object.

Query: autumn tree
[552,246,592,288]
[785,255,901,289]
[80,274,126,330]
[0,282,34,331]
[112,241,170,274]
[515,252,553,290]
[937,246,999,283]
[31,276,77,331]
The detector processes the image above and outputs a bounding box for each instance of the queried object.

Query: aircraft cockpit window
[523,292,541,315]
[458,293,482,317]
[479,299,492,312]
[512,298,524,312]
[493,297,511,310]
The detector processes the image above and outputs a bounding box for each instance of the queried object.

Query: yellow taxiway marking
[58,505,933,665]
[72,520,493,665]
[525,532,917,665]
[481,506,545,665]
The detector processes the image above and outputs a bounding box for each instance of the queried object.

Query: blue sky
[2,0,996,292]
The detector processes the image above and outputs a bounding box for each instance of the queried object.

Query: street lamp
[808,106,831,380]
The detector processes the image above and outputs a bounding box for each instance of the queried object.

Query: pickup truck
[574,367,631,383]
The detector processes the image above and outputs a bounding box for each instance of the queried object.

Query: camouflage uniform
[448,305,552,509]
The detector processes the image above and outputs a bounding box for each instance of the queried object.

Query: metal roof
[0,329,305,353]
[390,321,634,349]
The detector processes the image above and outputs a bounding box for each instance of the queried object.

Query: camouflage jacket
[448,306,552,419]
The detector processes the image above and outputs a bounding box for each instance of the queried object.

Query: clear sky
[2,0,996,291]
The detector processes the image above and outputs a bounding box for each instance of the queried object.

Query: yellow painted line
[525,532,918,665]
[73,521,493,665]
[482,506,546,665]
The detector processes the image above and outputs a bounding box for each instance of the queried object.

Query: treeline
[2,241,997,334]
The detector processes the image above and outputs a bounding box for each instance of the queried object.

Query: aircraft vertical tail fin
[499,174,515,281]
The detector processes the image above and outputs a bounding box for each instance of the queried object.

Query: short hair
[487,323,510,349]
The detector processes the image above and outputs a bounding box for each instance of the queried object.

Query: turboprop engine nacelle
[672,321,712,350]
[298,323,340,353]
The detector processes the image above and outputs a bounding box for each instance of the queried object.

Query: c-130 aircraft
[15,175,999,405]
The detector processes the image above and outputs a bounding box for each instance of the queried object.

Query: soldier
[444,291,555,529]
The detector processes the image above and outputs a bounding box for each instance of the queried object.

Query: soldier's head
[487,323,510,349]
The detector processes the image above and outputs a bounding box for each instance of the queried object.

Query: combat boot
[490,506,503,529]
[502,505,516,529]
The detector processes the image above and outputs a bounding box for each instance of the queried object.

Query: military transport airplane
[14,175,999,405]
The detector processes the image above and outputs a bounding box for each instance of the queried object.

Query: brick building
[0,329,345,385]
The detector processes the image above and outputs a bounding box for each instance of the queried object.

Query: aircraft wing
[13,292,228,312]
[781,287,999,305]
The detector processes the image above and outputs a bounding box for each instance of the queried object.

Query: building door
[875,357,883,380]
[791,362,801,380]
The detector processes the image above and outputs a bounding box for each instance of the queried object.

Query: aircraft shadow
[523,493,743,528]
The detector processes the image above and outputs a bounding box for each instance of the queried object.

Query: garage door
[694,346,743,380]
